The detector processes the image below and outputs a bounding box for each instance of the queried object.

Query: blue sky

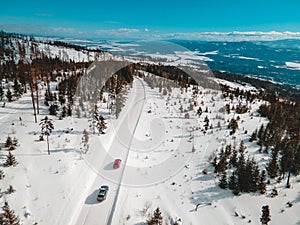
[1,0,300,39]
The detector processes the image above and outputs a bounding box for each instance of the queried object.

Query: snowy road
[73,77,146,225]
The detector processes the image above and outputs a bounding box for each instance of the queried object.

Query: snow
[285,62,300,70]
[0,41,299,225]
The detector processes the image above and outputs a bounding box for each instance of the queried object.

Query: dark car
[113,159,122,169]
[97,185,109,202]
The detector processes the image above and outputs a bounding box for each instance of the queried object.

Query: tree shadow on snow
[84,189,100,205]
[50,148,76,153]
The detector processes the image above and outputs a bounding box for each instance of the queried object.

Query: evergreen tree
[0,84,3,100]
[13,78,22,98]
[237,151,246,191]
[49,104,58,116]
[229,146,238,168]
[260,205,271,225]
[81,129,89,153]
[238,141,246,153]
[266,148,279,179]
[225,144,232,158]
[197,106,202,117]
[89,104,99,134]
[204,116,209,130]
[259,170,267,194]
[219,171,227,189]
[6,185,15,194]
[98,115,107,134]
[5,136,13,148]
[228,171,237,190]
[40,116,54,155]
[228,118,238,135]
[61,105,67,118]
[147,207,163,225]
[3,151,18,167]
[67,103,72,116]
[0,201,20,225]
[214,155,227,174]
[249,129,257,142]
[6,88,13,102]
[251,158,260,192]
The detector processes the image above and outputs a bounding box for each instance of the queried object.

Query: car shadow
[84,189,100,205]
[103,162,114,171]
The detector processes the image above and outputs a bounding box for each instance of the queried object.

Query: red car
[113,159,122,169]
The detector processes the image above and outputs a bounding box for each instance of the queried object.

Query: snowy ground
[0,73,299,225]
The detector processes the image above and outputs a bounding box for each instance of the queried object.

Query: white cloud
[52,27,76,33]
[117,28,139,33]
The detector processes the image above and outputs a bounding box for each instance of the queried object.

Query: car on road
[113,159,122,169]
[97,185,109,202]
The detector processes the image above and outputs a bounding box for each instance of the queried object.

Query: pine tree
[249,129,257,142]
[13,78,22,98]
[61,105,67,118]
[6,185,15,194]
[49,104,58,116]
[238,141,246,153]
[197,106,202,117]
[3,151,18,167]
[5,136,13,148]
[251,158,260,192]
[204,116,209,130]
[266,148,279,179]
[260,205,271,225]
[6,88,13,102]
[40,116,54,155]
[214,155,227,174]
[98,115,107,134]
[259,170,267,194]
[219,171,227,189]
[228,118,238,135]
[147,207,163,225]
[0,201,20,225]
[89,104,99,134]
[229,146,238,168]
[67,103,72,116]
[81,129,89,153]
[237,151,246,192]
[0,84,4,100]
[228,171,237,190]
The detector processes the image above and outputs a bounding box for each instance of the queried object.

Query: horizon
[1,0,300,41]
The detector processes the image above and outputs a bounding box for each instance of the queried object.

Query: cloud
[117,28,139,33]
[94,28,140,37]
[1,23,300,41]
[52,27,76,33]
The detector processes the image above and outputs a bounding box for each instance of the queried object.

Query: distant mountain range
[171,40,300,89]
[65,38,300,89]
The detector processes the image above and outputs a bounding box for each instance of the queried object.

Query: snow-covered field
[0,35,299,225]
[1,70,299,225]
